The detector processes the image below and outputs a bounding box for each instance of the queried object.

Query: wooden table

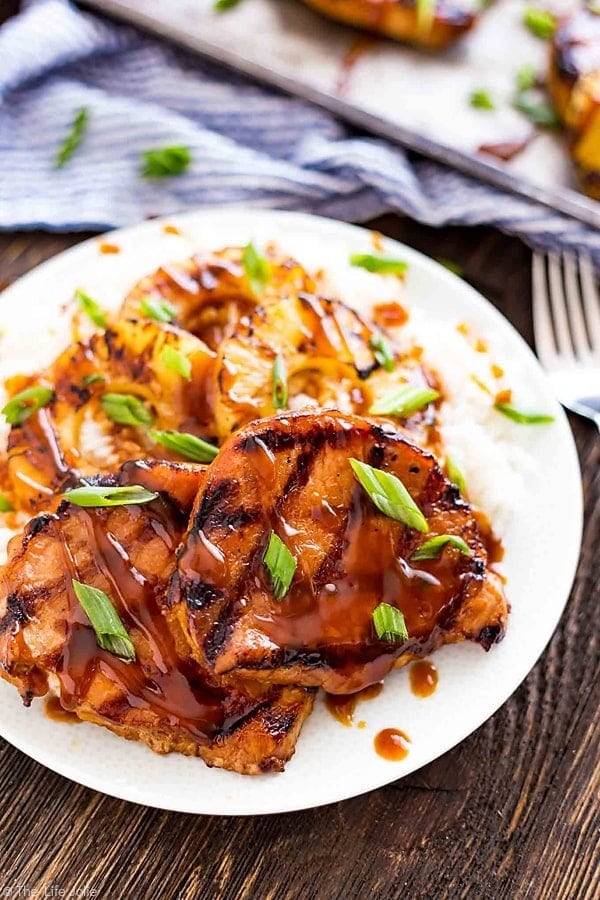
[0,219,597,900]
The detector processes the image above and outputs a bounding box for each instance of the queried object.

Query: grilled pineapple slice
[5,319,215,510]
[549,10,600,200]
[300,0,478,50]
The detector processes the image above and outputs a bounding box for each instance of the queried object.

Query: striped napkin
[0,0,598,270]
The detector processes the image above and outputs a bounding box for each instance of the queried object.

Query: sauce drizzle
[409,660,438,698]
[324,682,383,726]
[374,728,411,761]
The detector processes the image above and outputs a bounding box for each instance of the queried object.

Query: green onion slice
[82,374,105,386]
[63,484,158,507]
[372,602,408,643]
[2,386,54,425]
[495,403,554,424]
[149,429,219,463]
[263,531,297,601]
[350,253,408,276]
[214,0,241,9]
[72,580,136,661]
[446,455,467,494]
[101,393,154,427]
[141,146,191,179]
[54,107,89,169]
[469,89,495,111]
[523,6,556,38]
[272,354,288,410]
[349,459,429,533]
[75,289,107,328]
[369,385,439,418]
[370,334,395,372]
[140,296,176,323]
[411,534,472,561]
[162,345,192,380]
[513,91,560,128]
[416,0,436,35]
[0,495,14,512]
[242,242,270,296]
[516,64,537,92]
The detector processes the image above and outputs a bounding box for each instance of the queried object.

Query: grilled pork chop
[170,411,507,694]
[0,460,313,773]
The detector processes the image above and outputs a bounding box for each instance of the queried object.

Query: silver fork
[532,252,600,432]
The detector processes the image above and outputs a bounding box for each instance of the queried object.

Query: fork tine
[563,253,592,361]
[578,253,600,354]
[548,253,574,359]
[532,253,557,368]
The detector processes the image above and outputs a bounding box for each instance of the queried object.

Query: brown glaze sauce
[409,660,438,698]
[374,728,411,761]
[372,301,409,329]
[45,695,80,724]
[324,682,383,726]
[336,37,377,97]
[478,135,535,162]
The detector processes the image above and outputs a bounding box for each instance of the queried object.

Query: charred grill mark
[193,479,238,532]
[280,433,326,498]
[25,514,55,540]
[0,590,38,632]
[204,604,237,666]
[478,623,504,649]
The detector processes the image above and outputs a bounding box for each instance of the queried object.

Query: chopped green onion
[162,345,192,380]
[437,258,464,277]
[349,459,429,533]
[369,385,439,418]
[2,386,54,425]
[72,580,136,661]
[495,403,554,424]
[469,89,495,111]
[446,455,467,494]
[140,296,176,323]
[75,289,107,328]
[411,534,472,561]
[141,146,191,179]
[350,253,408,276]
[416,0,435,35]
[63,484,158,507]
[54,107,89,169]
[263,532,297,601]
[149,429,218,463]
[523,7,556,39]
[513,90,560,127]
[372,602,408,643]
[101,393,154,427]
[214,0,242,9]
[0,495,14,512]
[272,354,288,410]
[370,334,395,372]
[82,374,105,386]
[242,242,270,296]
[516,64,537,92]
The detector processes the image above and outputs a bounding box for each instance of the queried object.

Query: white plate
[0,209,582,815]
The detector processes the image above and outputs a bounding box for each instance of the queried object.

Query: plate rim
[0,207,583,815]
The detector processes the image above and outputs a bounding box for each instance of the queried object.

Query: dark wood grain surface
[0,219,597,900]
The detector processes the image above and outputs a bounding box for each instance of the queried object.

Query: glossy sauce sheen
[374,728,411,761]
[324,682,383,726]
[409,660,438,698]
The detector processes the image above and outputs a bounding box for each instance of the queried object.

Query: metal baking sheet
[81,0,600,228]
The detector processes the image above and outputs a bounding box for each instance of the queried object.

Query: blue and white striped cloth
[1,0,598,268]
